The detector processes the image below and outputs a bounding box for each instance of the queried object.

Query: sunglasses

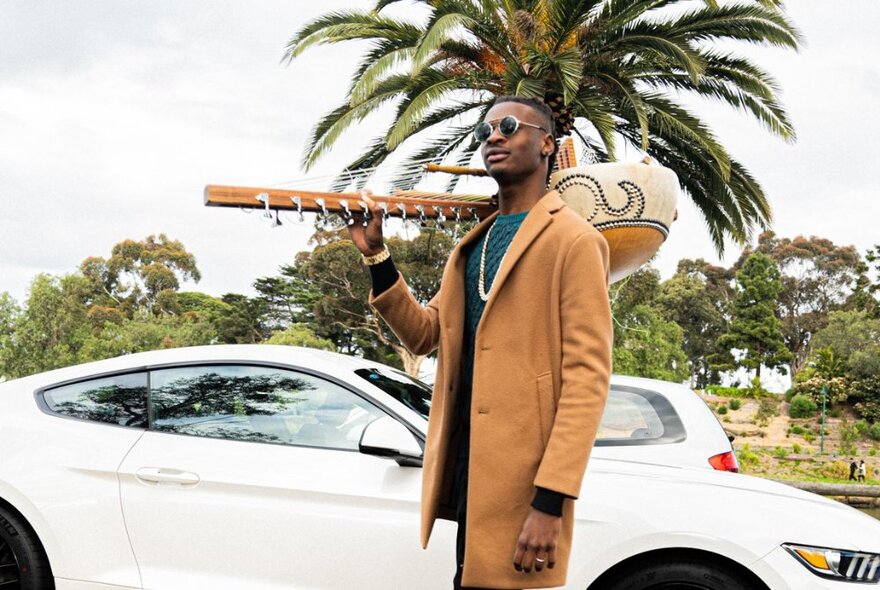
[473,115,548,143]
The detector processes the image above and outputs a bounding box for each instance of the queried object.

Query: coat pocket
[536,372,555,447]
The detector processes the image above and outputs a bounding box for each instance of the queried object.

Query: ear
[541,133,556,157]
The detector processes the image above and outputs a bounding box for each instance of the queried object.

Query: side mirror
[359,416,423,467]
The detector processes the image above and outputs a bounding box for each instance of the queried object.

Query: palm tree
[284,0,801,252]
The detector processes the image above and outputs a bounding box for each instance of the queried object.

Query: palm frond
[640,72,794,141]
[599,0,679,31]
[545,0,600,50]
[386,75,472,150]
[596,72,650,150]
[663,4,802,50]
[573,87,618,159]
[413,12,479,71]
[513,75,546,97]
[350,46,416,105]
[284,11,421,62]
[328,136,393,191]
[640,93,731,180]
[302,75,410,169]
[602,24,706,83]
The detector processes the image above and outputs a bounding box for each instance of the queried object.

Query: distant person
[849,458,858,481]
[858,460,867,483]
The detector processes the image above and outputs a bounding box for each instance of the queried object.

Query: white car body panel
[570,459,879,589]
[0,375,143,588]
[1,345,878,590]
[118,431,453,590]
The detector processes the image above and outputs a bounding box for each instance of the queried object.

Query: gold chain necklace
[478,221,507,302]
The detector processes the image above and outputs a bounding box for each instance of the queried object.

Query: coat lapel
[480,191,566,321]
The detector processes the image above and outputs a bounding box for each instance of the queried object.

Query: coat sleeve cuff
[368,257,399,296]
[530,487,569,517]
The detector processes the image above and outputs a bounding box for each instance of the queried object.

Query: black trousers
[453,456,470,590]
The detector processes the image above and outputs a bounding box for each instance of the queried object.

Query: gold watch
[362,246,391,266]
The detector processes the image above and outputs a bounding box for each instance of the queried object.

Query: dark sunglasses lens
[474,122,492,142]
[499,116,518,136]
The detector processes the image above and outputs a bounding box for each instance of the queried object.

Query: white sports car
[0,345,877,590]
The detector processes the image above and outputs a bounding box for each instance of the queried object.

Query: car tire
[599,556,759,590]
[0,506,54,590]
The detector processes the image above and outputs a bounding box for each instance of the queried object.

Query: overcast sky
[1,1,879,305]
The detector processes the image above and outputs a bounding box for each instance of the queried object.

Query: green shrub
[784,388,797,402]
[746,377,769,399]
[839,421,859,456]
[705,385,746,397]
[792,443,802,454]
[820,460,849,480]
[789,395,818,419]
[789,425,807,436]
[870,447,878,457]
[790,376,850,406]
[855,397,880,423]
[773,446,788,459]
[729,399,742,411]
[737,444,760,471]
[804,432,816,443]
[830,408,843,418]
[870,423,880,442]
[717,405,728,415]
[856,420,870,437]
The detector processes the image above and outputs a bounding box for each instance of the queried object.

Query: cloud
[0,0,878,307]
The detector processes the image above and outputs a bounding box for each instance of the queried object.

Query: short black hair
[492,95,556,141]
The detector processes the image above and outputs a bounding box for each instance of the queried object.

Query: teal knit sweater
[458,210,528,458]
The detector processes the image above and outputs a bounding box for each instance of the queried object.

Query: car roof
[4,346,701,395]
[1,345,384,390]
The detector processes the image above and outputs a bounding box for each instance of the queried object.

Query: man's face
[479,102,553,184]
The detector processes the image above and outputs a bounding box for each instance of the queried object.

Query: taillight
[708,451,739,472]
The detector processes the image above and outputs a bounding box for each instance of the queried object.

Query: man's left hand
[512,508,561,573]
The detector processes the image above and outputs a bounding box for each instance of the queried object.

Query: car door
[117,363,454,590]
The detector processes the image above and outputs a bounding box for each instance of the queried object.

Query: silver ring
[535,558,546,564]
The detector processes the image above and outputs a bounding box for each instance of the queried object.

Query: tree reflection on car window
[43,373,148,427]
[150,365,384,450]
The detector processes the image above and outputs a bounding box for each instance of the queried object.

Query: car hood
[584,458,880,552]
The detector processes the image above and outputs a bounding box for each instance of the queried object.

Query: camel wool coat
[369,191,613,589]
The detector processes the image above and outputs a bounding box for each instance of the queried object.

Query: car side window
[42,373,148,428]
[149,365,385,450]
[596,386,685,445]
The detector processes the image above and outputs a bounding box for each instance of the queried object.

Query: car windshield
[354,367,432,420]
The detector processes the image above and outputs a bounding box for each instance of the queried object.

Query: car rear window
[354,367,432,420]
[595,385,686,446]
[41,372,148,428]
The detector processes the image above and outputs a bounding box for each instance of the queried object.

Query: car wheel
[600,557,759,590]
[0,507,53,590]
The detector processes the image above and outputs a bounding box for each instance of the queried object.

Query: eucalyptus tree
[286,0,800,251]
[739,231,862,378]
[717,251,791,379]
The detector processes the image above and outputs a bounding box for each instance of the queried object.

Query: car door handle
[136,467,200,486]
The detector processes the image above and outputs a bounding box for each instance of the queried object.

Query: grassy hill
[698,390,879,485]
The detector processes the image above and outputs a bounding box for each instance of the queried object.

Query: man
[850,458,858,481]
[348,96,613,589]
